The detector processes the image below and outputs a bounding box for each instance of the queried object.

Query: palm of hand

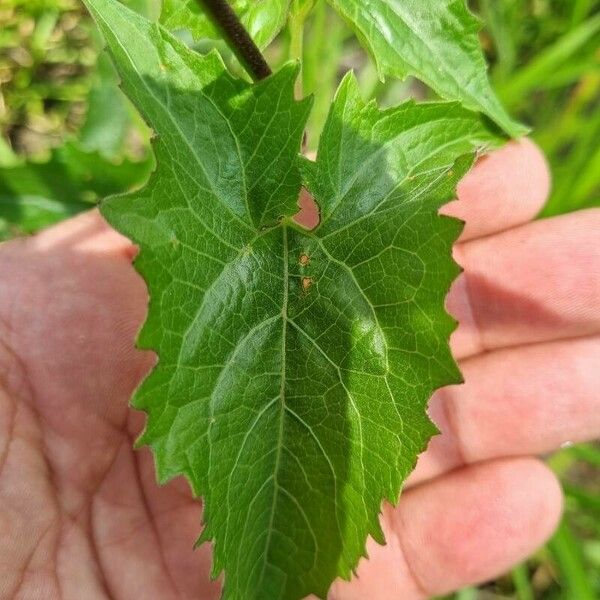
[0,140,598,600]
[0,226,220,599]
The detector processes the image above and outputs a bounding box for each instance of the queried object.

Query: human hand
[0,139,598,599]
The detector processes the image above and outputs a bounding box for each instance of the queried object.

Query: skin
[0,139,598,600]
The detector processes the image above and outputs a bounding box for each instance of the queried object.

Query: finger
[441,138,550,242]
[408,336,600,487]
[448,208,600,359]
[329,458,562,600]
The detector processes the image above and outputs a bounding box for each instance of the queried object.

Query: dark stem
[195,0,272,81]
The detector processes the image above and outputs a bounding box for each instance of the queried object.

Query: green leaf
[549,520,596,600]
[511,562,534,600]
[83,0,500,598]
[0,143,153,234]
[161,0,290,49]
[327,0,527,137]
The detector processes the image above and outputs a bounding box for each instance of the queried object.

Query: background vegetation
[0,0,598,597]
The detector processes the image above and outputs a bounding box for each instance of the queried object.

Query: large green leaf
[83,0,499,598]
[161,0,289,49]
[327,0,527,137]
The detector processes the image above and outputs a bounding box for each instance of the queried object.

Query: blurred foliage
[0,0,598,597]
[0,0,155,238]
[475,0,600,216]
[0,142,152,235]
[0,0,95,160]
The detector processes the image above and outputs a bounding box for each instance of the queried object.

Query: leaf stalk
[195,0,272,81]
[289,0,316,98]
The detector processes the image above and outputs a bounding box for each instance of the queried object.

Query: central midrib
[256,224,289,592]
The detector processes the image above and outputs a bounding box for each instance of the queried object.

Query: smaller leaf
[327,0,527,137]
[161,0,290,49]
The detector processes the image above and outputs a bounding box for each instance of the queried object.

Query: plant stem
[303,1,344,148]
[195,0,271,81]
[289,0,315,98]
[289,11,304,97]
[511,563,534,600]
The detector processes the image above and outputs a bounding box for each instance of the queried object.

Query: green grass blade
[498,14,600,107]
[479,0,519,80]
[570,444,600,468]
[571,0,595,28]
[512,562,534,600]
[564,483,600,515]
[454,588,478,600]
[548,520,596,600]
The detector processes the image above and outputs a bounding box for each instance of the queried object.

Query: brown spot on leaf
[301,277,313,292]
[299,253,310,266]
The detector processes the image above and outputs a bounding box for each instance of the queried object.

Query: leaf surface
[161,0,289,49]
[83,1,500,598]
[327,0,527,136]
